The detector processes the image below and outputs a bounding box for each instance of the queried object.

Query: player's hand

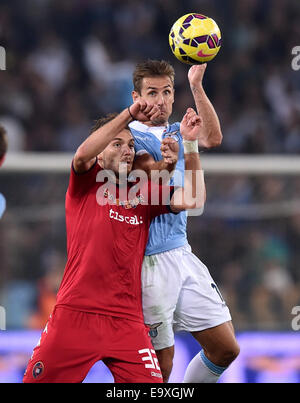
[160,138,179,166]
[180,108,202,141]
[129,100,160,123]
[188,64,207,87]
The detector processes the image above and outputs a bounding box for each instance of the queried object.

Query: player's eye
[164,90,171,95]
[148,91,157,96]
[114,143,121,148]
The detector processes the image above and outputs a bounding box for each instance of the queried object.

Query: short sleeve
[67,158,99,198]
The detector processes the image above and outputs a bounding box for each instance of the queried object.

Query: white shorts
[142,244,232,350]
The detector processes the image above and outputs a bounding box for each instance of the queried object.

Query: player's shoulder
[129,121,148,136]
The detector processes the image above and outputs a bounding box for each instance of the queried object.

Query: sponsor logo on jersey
[103,188,144,209]
[32,361,44,379]
[163,130,180,142]
[109,209,143,225]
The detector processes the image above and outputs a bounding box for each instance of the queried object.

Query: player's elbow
[203,130,223,149]
[171,184,206,212]
[74,145,89,165]
[212,133,223,148]
[187,197,206,211]
[178,195,206,212]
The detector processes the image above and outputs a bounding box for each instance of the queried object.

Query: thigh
[174,247,232,333]
[105,319,163,383]
[23,307,100,383]
[141,252,182,350]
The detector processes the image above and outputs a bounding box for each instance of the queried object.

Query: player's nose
[156,93,165,106]
[122,144,134,156]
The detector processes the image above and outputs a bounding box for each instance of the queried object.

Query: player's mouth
[120,159,133,166]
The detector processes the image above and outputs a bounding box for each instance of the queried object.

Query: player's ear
[132,90,140,102]
[97,152,104,168]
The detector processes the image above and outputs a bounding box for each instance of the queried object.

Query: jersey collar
[129,120,169,134]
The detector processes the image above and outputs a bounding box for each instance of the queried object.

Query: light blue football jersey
[0,193,6,219]
[129,121,188,255]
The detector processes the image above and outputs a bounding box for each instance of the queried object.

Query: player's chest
[86,183,149,230]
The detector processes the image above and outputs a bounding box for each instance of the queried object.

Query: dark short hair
[91,113,131,134]
[133,59,175,94]
[0,125,7,159]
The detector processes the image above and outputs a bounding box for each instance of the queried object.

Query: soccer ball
[169,13,222,64]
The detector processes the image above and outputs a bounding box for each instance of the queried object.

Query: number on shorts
[138,348,161,370]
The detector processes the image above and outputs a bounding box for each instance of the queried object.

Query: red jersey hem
[54,303,145,325]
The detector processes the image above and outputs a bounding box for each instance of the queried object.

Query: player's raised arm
[74,101,160,173]
[188,64,223,149]
[170,108,206,212]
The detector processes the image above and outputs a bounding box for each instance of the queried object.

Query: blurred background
[0,0,300,383]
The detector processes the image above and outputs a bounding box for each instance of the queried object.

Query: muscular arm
[132,137,179,183]
[74,109,132,173]
[134,109,206,210]
[170,109,206,212]
[74,101,160,174]
[171,146,206,213]
[189,65,223,149]
[133,153,177,176]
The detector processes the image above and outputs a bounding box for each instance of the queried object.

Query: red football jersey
[56,160,172,323]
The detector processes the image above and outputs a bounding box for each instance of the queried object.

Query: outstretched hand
[180,108,202,141]
[129,100,160,123]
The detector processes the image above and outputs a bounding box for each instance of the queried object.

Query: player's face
[98,130,135,179]
[133,76,174,126]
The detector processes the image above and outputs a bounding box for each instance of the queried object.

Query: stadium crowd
[0,0,300,154]
[0,0,300,331]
